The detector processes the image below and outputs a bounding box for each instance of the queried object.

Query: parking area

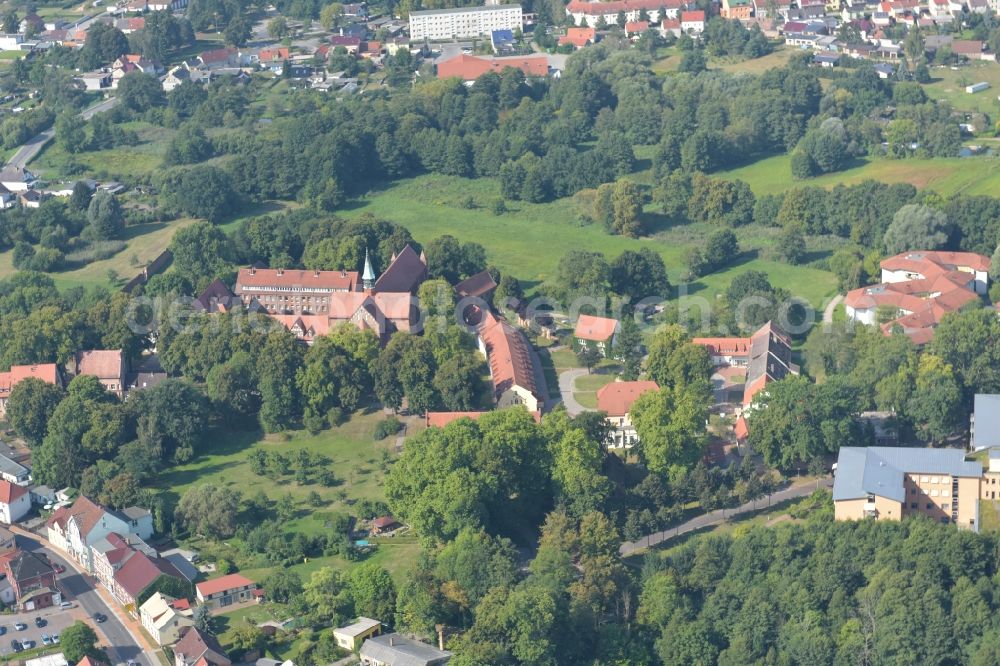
[0,603,92,656]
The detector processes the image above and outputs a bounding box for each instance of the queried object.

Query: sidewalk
[10,524,160,663]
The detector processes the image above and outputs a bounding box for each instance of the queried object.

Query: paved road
[822,294,844,325]
[557,367,590,416]
[19,535,151,666]
[6,96,119,170]
[619,476,833,556]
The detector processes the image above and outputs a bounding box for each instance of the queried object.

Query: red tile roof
[455,270,498,299]
[625,20,649,33]
[692,337,751,356]
[175,627,231,666]
[477,311,539,403]
[114,551,183,600]
[437,53,549,80]
[372,516,399,529]
[734,414,749,441]
[425,411,487,428]
[0,481,27,505]
[235,267,359,292]
[558,27,596,47]
[75,349,123,381]
[574,314,619,342]
[681,10,706,21]
[259,47,289,61]
[196,573,255,598]
[46,496,106,538]
[0,364,60,394]
[596,381,659,417]
[952,39,983,54]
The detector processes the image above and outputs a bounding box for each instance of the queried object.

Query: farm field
[153,411,423,584]
[337,174,839,308]
[717,152,1000,197]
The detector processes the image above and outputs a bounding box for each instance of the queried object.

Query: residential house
[0,525,25,555]
[0,167,35,192]
[198,47,239,69]
[693,321,795,407]
[0,363,61,417]
[659,18,681,36]
[476,310,543,413]
[330,35,362,52]
[91,532,155,590]
[490,28,514,53]
[111,550,186,610]
[73,349,126,397]
[258,47,290,64]
[408,4,522,41]
[2,550,57,610]
[194,278,235,313]
[972,394,1000,451]
[162,66,190,92]
[845,251,989,345]
[141,593,194,646]
[0,183,16,209]
[680,10,706,33]
[334,617,382,652]
[46,496,153,572]
[371,517,400,535]
[436,53,549,80]
[596,380,659,448]
[558,26,595,48]
[721,0,753,19]
[574,314,619,357]
[359,633,451,666]
[174,627,231,666]
[624,20,649,36]
[833,447,982,530]
[953,39,984,59]
[0,481,30,524]
[18,190,48,208]
[195,573,257,609]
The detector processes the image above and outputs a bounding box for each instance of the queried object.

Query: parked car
[10,639,21,652]
[53,564,65,574]
[33,617,45,628]
[0,625,7,635]
[13,623,26,631]
[93,613,106,623]
[59,601,72,609]
[21,640,34,649]
[41,634,50,645]
[51,634,59,644]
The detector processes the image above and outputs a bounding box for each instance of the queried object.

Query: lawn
[717,152,1000,197]
[153,411,423,583]
[715,45,797,75]
[980,499,1000,532]
[922,62,1000,116]
[337,174,838,308]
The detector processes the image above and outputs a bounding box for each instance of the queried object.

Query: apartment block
[409,4,522,41]
[833,447,982,531]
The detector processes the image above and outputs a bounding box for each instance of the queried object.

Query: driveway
[823,294,844,325]
[557,368,591,416]
[14,533,153,666]
[619,476,833,556]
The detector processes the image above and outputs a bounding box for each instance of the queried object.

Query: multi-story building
[0,364,61,417]
[845,250,989,345]
[833,447,982,530]
[693,321,796,408]
[596,381,659,448]
[566,0,680,27]
[234,267,360,315]
[409,4,522,41]
[721,0,754,18]
[195,573,258,609]
[72,349,126,397]
[140,593,194,646]
[46,496,154,572]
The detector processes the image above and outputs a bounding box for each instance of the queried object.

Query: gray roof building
[833,446,981,503]
[972,394,1000,450]
[359,633,451,666]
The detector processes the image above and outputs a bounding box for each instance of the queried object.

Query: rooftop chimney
[249,266,255,275]
[276,268,284,276]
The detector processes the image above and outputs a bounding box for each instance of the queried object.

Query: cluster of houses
[0,168,128,212]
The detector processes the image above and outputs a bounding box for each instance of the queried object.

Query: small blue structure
[491,29,515,54]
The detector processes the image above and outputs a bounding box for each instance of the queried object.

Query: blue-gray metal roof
[833,447,981,503]
[973,394,1000,450]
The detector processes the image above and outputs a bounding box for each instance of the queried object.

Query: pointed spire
[362,248,375,290]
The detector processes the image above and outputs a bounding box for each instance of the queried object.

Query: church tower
[362,248,376,290]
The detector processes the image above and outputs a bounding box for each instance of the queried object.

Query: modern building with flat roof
[409,4,522,41]
[833,447,982,530]
[972,394,1000,451]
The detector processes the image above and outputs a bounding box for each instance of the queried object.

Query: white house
[0,481,30,524]
[45,496,153,572]
[140,592,194,646]
[596,381,659,449]
[0,167,35,192]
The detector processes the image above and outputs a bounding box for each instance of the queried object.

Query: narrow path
[557,368,591,416]
[823,294,844,325]
[619,476,832,556]
[6,96,119,170]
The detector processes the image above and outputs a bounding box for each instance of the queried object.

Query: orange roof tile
[196,573,255,597]
[0,481,27,505]
[437,53,549,80]
[596,381,659,416]
[477,311,539,403]
[574,314,619,342]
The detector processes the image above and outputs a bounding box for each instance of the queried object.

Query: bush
[373,417,402,440]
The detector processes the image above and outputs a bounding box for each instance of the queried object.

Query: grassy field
[0,216,199,291]
[573,367,619,409]
[31,121,175,181]
[923,62,1000,116]
[715,45,797,75]
[153,412,422,584]
[717,153,1000,197]
[338,174,838,308]
[980,499,1000,531]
